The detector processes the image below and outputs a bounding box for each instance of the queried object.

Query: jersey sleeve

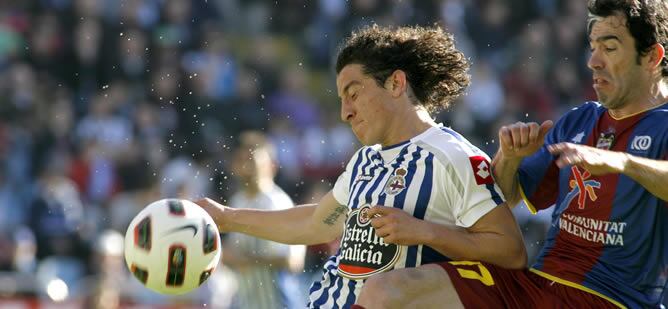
[332,148,366,206]
[436,145,505,228]
[517,120,562,214]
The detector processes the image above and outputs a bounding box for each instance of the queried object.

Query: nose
[587,49,605,71]
[340,99,354,122]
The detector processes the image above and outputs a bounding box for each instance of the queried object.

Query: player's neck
[609,80,668,119]
[381,107,436,147]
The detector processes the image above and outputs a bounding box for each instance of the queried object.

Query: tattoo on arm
[323,205,348,226]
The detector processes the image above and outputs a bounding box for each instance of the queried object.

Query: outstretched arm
[624,155,668,202]
[195,191,347,245]
[549,143,668,202]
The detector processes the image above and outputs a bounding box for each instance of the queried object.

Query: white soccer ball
[124,199,221,295]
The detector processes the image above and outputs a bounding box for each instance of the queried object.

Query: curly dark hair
[335,24,470,112]
[588,0,668,77]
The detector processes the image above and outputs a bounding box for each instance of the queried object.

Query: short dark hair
[335,24,470,112]
[588,0,668,77]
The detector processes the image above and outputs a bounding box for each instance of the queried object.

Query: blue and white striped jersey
[307,126,505,308]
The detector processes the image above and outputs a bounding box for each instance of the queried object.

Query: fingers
[548,142,577,155]
[194,197,221,209]
[192,198,229,231]
[373,226,390,238]
[370,215,385,229]
[548,143,589,168]
[538,120,554,141]
[510,122,526,149]
[500,121,548,151]
[499,125,514,150]
[527,122,540,144]
[369,209,393,229]
[369,207,396,232]
[554,152,580,168]
[366,205,391,217]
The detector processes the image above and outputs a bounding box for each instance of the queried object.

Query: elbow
[505,241,528,269]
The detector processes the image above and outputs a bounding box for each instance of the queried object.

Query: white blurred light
[46,279,69,302]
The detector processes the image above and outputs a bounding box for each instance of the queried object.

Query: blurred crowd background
[1,0,660,308]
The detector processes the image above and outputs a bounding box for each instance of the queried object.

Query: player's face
[336,64,394,146]
[587,14,649,110]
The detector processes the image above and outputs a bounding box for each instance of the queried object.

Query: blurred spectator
[82,229,126,309]
[224,131,306,308]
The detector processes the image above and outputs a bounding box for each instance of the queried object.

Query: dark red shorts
[437,261,621,308]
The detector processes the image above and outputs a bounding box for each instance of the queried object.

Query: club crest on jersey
[564,166,601,210]
[383,167,407,195]
[596,132,615,150]
[337,205,402,280]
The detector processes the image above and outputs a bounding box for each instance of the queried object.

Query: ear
[647,43,665,70]
[385,70,408,98]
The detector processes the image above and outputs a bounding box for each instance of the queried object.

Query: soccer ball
[124,198,221,295]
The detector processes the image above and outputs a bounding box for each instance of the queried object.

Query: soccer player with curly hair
[196,24,526,308]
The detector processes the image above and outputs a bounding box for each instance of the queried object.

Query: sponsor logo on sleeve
[469,156,493,185]
[630,136,651,152]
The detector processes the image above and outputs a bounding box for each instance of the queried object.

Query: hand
[499,120,553,159]
[194,197,231,232]
[367,206,427,246]
[548,143,629,175]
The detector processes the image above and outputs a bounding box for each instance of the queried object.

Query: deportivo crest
[337,205,401,280]
[383,167,407,195]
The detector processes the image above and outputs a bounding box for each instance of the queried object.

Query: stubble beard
[597,90,626,110]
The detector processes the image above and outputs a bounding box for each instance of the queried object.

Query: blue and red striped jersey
[518,101,668,308]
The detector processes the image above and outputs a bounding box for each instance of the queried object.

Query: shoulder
[415,127,489,166]
[544,102,606,142]
[643,103,668,120]
[413,127,492,187]
[556,101,604,126]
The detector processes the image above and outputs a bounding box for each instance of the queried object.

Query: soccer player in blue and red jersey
[355,0,668,308]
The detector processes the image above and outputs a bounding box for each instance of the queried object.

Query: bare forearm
[492,151,523,207]
[623,155,668,202]
[419,221,527,269]
[223,205,335,245]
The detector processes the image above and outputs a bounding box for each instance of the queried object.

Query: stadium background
[0,0,664,307]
